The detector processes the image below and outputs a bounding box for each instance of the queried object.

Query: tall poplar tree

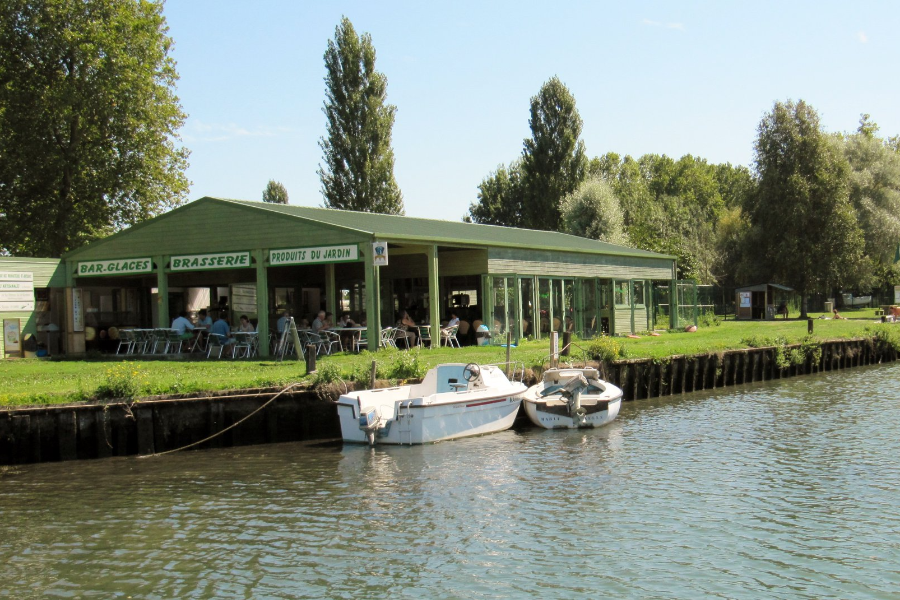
[520,77,587,231]
[746,99,864,317]
[0,0,190,257]
[318,17,403,215]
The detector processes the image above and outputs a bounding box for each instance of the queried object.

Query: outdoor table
[232,331,258,358]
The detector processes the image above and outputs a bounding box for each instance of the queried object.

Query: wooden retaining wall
[605,338,896,401]
[1,338,896,465]
[1,389,340,466]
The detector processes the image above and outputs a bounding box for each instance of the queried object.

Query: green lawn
[0,308,889,407]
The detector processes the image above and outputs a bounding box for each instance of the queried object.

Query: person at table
[196,309,212,329]
[311,310,327,332]
[172,311,195,339]
[210,312,236,346]
[324,312,335,328]
[338,312,356,327]
[238,314,255,332]
[276,309,291,335]
[446,311,460,328]
[395,310,418,347]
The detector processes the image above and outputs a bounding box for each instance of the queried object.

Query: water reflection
[3,364,900,598]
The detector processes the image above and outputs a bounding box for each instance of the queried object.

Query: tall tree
[746,99,865,317]
[262,180,289,204]
[520,77,587,231]
[318,17,403,215]
[0,0,190,257]
[466,160,524,227]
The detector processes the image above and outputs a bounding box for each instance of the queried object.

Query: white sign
[0,272,33,281]
[269,244,359,266]
[77,258,153,277]
[373,241,389,267]
[72,288,84,332]
[170,252,251,271]
[0,272,34,312]
[3,319,21,355]
[740,291,751,308]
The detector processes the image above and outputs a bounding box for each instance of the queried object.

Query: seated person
[210,312,236,345]
[196,309,212,328]
[338,312,356,327]
[395,310,418,347]
[311,310,327,332]
[238,314,255,332]
[171,311,195,340]
[446,311,460,328]
[832,308,845,320]
[276,310,291,334]
[324,312,334,329]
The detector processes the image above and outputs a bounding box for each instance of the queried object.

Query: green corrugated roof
[214,197,673,260]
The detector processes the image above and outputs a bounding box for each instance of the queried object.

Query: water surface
[2,363,900,599]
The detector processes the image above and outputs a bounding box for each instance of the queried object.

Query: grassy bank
[1,309,894,407]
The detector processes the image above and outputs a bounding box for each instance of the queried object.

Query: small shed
[735,283,794,320]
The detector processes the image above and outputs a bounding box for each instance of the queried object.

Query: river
[2,363,900,599]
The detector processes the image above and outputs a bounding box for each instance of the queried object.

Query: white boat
[841,293,872,307]
[335,363,527,445]
[522,367,623,429]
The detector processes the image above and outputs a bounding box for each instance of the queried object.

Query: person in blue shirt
[196,309,213,328]
[210,312,235,347]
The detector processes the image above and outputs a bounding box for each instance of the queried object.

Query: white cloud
[642,19,685,31]
[183,120,293,143]
[858,31,868,43]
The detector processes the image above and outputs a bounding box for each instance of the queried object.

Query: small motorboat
[522,367,623,429]
[335,363,526,445]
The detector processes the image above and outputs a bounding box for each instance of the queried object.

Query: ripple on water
[2,364,900,598]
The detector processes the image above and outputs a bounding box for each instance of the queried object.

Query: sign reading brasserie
[77,258,153,277]
[269,244,359,266]
[0,271,35,312]
[171,252,251,271]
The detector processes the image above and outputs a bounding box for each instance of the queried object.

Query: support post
[155,255,169,328]
[325,263,337,322]
[669,277,679,330]
[361,243,381,351]
[254,249,269,357]
[426,245,440,347]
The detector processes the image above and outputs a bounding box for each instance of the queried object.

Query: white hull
[336,364,526,445]
[522,367,623,430]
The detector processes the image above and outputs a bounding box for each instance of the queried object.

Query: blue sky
[162,1,900,220]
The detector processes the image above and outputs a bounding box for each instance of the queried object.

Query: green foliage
[95,362,149,400]
[586,336,625,363]
[318,16,403,215]
[262,180,289,204]
[867,324,900,353]
[385,349,427,380]
[698,311,721,327]
[0,0,190,257]
[312,362,344,386]
[561,177,629,245]
[746,99,865,314]
[741,334,821,370]
[467,160,525,227]
[520,76,587,231]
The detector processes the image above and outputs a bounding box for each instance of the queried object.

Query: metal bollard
[807,318,814,334]
[561,332,571,356]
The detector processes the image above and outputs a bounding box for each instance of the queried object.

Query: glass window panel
[633,280,645,306]
[539,278,551,333]
[520,278,534,337]
[614,281,630,306]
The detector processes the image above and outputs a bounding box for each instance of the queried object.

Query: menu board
[0,272,35,312]
[3,319,21,356]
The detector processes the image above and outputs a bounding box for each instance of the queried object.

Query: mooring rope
[139,382,303,458]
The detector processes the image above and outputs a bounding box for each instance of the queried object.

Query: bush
[94,362,149,400]
[586,336,625,363]
[385,349,427,380]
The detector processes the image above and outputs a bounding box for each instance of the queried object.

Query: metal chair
[441,325,460,348]
[116,329,136,355]
[320,330,343,355]
[380,327,398,349]
[353,329,368,352]
[206,333,227,358]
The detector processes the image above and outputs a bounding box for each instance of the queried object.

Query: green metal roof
[214,197,674,260]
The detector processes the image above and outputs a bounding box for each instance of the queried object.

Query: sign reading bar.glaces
[77,258,153,277]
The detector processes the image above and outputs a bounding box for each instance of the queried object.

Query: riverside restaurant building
[1,197,688,357]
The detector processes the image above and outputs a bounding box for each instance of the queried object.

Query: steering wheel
[462,363,481,382]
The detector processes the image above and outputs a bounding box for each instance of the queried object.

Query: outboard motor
[559,374,589,424]
[358,406,381,446]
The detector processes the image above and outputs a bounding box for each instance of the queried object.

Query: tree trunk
[799,292,809,319]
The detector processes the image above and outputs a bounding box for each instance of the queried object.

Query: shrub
[94,362,149,400]
[386,349,427,380]
[586,336,625,363]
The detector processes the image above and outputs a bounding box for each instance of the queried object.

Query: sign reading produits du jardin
[170,252,251,271]
[269,244,359,266]
[77,258,153,277]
